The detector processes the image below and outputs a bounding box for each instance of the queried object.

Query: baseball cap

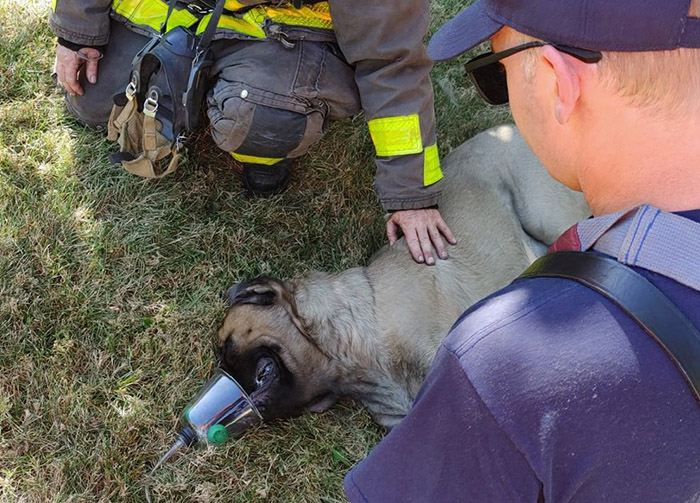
[428,0,700,61]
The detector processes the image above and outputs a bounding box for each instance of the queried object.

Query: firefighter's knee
[207,91,325,158]
[65,92,112,128]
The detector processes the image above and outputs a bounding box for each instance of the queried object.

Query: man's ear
[539,45,584,125]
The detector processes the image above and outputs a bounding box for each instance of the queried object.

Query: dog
[217,125,591,428]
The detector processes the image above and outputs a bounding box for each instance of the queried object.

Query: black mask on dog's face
[217,340,303,420]
[216,278,339,421]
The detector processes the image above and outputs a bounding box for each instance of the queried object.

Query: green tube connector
[206,424,228,445]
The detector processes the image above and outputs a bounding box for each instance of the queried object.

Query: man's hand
[386,208,457,265]
[53,45,101,96]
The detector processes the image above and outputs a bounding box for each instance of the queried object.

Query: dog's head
[217,278,339,421]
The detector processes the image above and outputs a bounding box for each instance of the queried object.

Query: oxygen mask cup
[179,367,262,446]
[145,369,262,502]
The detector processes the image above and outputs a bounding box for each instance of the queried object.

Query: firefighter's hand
[386,208,457,265]
[53,45,101,96]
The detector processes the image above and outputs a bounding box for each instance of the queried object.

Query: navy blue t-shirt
[345,210,700,503]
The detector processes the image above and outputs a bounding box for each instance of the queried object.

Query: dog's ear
[224,278,288,307]
[224,283,245,306]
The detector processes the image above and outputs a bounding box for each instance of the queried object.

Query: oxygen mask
[144,368,262,502]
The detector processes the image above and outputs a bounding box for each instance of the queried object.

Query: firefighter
[51,0,456,264]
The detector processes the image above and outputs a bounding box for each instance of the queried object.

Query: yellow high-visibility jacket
[50,0,442,210]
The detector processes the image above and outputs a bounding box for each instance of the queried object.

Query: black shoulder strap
[163,0,182,34]
[197,0,227,52]
[520,251,700,404]
[162,0,226,51]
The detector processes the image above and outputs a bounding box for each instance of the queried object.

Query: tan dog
[217,125,591,428]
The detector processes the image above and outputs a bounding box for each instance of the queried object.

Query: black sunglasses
[464,41,603,105]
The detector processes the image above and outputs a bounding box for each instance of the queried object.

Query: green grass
[0,1,510,501]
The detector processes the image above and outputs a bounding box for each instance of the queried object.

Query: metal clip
[175,134,187,150]
[76,48,104,62]
[143,90,159,118]
[192,48,206,66]
[268,25,296,49]
[187,2,213,15]
[278,33,296,49]
[125,79,137,101]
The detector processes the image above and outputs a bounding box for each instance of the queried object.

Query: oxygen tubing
[144,428,196,503]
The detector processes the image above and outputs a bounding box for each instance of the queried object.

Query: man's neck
[579,105,700,216]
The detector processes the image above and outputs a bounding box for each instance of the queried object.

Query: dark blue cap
[428,0,700,61]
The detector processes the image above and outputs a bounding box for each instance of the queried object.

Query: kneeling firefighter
[50,0,457,264]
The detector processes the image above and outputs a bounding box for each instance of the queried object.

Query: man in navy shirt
[344,1,700,501]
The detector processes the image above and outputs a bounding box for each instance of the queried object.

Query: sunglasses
[464,41,603,105]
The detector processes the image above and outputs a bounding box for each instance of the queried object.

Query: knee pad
[207,89,325,159]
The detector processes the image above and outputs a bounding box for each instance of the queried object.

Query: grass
[0,1,510,501]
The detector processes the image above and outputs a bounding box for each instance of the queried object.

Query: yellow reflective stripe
[368,114,423,157]
[231,152,284,166]
[196,12,265,38]
[265,3,333,30]
[423,143,442,186]
[52,0,57,11]
[242,7,268,27]
[112,0,332,37]
[206,2,333,37]
[112,0,198,32]
[224,0,250,10]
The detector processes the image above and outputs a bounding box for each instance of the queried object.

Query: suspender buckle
[143,90,159,118]
[125,77,138,101]
[186,2,214,15]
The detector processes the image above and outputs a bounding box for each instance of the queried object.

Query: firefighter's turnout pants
[67,19,361,167]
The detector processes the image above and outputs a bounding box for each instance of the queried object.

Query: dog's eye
[255,357,275,386]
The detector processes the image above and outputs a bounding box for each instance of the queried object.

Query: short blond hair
[507,1,700,115]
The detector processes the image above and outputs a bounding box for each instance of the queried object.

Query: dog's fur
[217,125,591,428]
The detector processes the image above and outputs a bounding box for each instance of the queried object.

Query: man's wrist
[386,204,439,214]
[57,37,107,55]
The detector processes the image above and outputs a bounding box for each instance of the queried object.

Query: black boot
[241,159,293,196]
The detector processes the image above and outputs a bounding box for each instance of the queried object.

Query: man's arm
[328,0,456,264]
[344,347,542,503]
[50,0,113,47]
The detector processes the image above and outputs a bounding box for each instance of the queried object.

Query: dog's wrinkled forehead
[218,277,329,361]
[218,277,305,346]
[217,304,270,347]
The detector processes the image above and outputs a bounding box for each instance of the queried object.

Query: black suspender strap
[197,0,227,52]
[161,0,227,48]
[520,251,700,404]
[163,0,181,34]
